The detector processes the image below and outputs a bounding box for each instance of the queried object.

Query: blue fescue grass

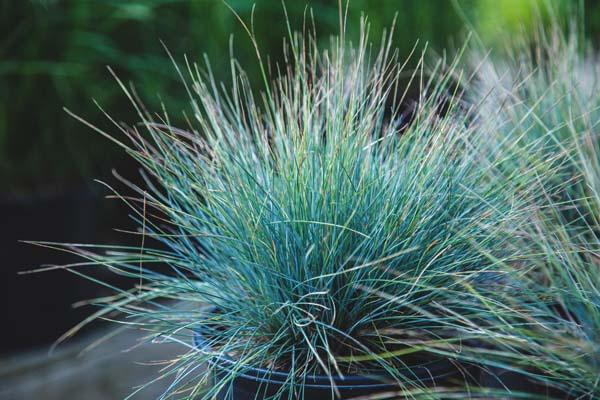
[467,17,600,238]
[525,207,600,397]
[462,15,600,398]
[36,17,551,400]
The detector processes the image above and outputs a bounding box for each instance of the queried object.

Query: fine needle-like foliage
[471,155,600,398]
[462,15,600,398]
[519,201,600,398]
[467,16,600,239]
[38,16,544,400]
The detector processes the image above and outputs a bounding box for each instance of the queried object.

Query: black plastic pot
[477,364,575,398]
[193,330,459,400]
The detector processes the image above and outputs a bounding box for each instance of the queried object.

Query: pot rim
[193,329,458,389]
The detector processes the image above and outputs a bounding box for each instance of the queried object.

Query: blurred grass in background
[3,0,591,194]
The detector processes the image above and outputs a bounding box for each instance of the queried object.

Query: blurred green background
[4,0,594,194]
[1,0,599,355]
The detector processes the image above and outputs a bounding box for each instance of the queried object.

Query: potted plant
[43,15,543,399]
[5,1,472,358]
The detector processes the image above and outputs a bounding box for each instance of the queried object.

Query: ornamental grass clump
[462,17,600,398]
[467,21,600,238]
[477,163,600,398]
[47,18,538,399]
[523,205,600,398]
[484,39,600,392]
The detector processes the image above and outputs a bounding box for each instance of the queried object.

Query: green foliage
[0,0,290,192]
